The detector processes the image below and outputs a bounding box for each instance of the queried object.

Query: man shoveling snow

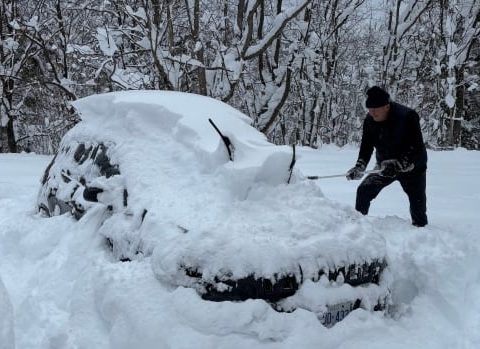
[346,86,428,227]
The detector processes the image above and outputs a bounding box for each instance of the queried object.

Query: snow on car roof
[69,91,386,281]
[72,90,268,154]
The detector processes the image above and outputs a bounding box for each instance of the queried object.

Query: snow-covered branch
[242,0,311,60]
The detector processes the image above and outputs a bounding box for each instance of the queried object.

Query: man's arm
[346,117,374,180]
[402,111,426,169]
[357,117,374,166]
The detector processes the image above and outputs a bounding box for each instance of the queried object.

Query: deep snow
[1,91,479,349]
[1,146,479,348]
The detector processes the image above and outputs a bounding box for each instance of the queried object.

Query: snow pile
[58,91,388,284]
[0,276,14,349]
[1,148,480,348]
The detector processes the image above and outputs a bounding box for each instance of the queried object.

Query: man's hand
[380,159,414,177]
[346,160,366,180]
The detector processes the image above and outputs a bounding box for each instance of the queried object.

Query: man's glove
[346,160,366,180]
[380,159,414,178]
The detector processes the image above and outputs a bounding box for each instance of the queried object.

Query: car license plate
[319,301,356,327]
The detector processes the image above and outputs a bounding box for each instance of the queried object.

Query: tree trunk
[2,78,17,153]
[193,0,207,95]
[451,66,465,146]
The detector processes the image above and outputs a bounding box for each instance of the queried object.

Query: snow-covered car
[37,91,390,327]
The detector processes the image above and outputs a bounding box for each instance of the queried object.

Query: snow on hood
[69,91,386,282]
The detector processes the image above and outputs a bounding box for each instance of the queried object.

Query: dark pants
[355,171,428,227]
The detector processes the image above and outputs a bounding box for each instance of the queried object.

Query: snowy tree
[1,0,97,153]
[433,0,480,147]
[380,0,432,91]
[1,0,479,154]
[273,0,367,147]
[0,0,28,153]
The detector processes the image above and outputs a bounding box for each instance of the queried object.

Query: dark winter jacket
[357,102,427,173]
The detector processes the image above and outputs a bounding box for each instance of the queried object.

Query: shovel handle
[307,174,345,180]
[307,169,381,180]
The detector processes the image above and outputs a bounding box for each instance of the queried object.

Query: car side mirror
[83,186,104,202]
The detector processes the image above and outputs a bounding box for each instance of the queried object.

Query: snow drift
[2,145,480,348]
[0,276,14,349]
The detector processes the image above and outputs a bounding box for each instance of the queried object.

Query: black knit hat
[366,86,390,108]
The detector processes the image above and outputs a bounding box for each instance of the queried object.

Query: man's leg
[398,171,428,227]
[355,174,394,215]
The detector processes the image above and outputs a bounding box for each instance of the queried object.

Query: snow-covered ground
[1,145,479,349]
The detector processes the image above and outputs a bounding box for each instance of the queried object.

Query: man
[346,86,428,227]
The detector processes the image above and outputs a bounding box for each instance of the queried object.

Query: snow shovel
[307,169,381,180]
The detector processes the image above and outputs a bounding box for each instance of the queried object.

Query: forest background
[1,0,479,154]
